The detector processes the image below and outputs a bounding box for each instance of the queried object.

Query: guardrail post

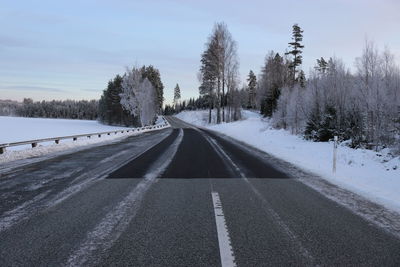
[0,147,5,154]
[333,136,338,174]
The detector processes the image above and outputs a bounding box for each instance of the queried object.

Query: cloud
[0,85,67,93]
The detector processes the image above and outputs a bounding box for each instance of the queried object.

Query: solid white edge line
[211,192,236,267]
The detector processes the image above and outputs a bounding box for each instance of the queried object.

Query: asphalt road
[1,116,400,266]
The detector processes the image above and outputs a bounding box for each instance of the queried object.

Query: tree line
[170,22,399,152]
[0,65,164,127]
[256,28,399,150]
[0,98,98,120]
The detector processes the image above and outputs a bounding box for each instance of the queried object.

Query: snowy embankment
[175,110,400,212]
[0,116,167,164]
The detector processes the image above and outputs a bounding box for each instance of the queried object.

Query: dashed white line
[204,131,315,265]
[211,192,236,267]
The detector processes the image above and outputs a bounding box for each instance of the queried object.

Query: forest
[167,23,400,151]
[0,98,98,120]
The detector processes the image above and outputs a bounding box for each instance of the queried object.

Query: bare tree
[199,22,239,124]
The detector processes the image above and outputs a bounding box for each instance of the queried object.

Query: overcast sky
[1,0,399,104]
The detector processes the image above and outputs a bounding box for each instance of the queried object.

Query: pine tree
[298,70,306,87]
[247,70,257,108]
[199,41,218,123]
[285,24,304,83]
[173,83,181,106]
[315,57,328,74]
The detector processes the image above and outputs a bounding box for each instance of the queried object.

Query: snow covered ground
[0,117,131,144]
[175,110,400,213]
[0,116,168,163]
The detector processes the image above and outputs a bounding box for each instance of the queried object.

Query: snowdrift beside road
[175,110,400,213]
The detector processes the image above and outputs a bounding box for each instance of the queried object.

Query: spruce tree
[247,70,257,109]
[173,83,181,106]
[285,24,304,83]
[98,75,136,126]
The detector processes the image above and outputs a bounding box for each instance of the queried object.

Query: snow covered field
[0,116,130,144]
[176,110,400,213]
[0,116,168,163]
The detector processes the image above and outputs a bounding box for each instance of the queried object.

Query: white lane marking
[211,192,236,267]
[200,132,245,178]
[66,129,184,267]
[204,132,316,265]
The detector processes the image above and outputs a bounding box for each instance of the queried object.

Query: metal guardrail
[0,118,170,154]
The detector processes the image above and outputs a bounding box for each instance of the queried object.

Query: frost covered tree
[354,40,400,148]
[141,65,164,113]
[258,52,290,117]
[120,67,157,127]
[271,41,400,152]
[1,99,99,120]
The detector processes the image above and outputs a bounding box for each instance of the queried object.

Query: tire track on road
[66,129,184,267]
[0,130,173,233]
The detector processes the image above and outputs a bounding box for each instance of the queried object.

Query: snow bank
[0,116,169,164]
[0,116,130,145]
[176,110,400,212]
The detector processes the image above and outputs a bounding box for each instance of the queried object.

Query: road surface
[1,116,399,266]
